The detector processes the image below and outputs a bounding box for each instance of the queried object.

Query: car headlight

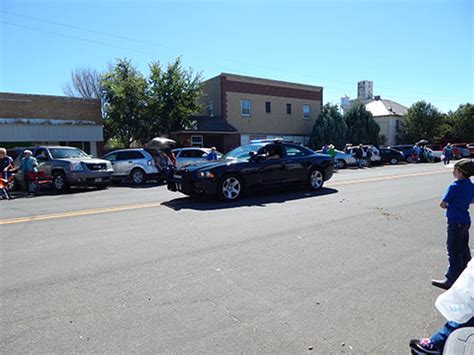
[197,171,215,179]
[70,162,83,171]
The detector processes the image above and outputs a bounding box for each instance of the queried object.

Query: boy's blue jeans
[445,223,471,283]
[430,317,474,349]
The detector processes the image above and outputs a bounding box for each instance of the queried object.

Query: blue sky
[1,0,472,113]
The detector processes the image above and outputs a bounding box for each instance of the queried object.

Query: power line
[1,10,471,104]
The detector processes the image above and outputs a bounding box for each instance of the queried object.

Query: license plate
[94,178,102,182]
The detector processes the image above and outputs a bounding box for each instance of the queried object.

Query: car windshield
[223,144,264,160]
[49,148,89,159]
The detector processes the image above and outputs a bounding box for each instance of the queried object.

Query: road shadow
[108,181,165,189]
[162,187,338,211]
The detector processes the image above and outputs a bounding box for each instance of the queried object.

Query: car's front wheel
[218,174,243,201]
[52,172,69,193]
[389,158,399,165]
[308,168,324,191]
[130,168,146,185]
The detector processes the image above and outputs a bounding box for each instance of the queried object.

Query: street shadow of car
[108,180,165,189]
[162,187,338,211]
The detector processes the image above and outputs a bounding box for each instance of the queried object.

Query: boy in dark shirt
[432,159,474,290]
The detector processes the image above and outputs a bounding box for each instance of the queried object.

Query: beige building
[364,96,407,146]
[0,93,103,156]
[183,73,323,152]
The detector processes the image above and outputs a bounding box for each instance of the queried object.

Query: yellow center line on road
[0,168,450,226]
[327,169,449,187]
[0,202,163,226]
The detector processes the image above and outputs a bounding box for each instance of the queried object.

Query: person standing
[355,144,364,168]
[0,148,13,180]
[20,150,38,195]
[207,147,218,161]
[321,144,329,154]
[344,144,352,154]
[443,143,453,165]
[366,147,373,167]
[431,159,474,290]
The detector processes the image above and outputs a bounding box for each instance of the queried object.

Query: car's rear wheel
[406,156,413,163]
[336,159,347,169]
[218,174,243,201]
[308,168,324,191]
[130,168,146,185]
[389,158,399,165]
[52,172,69,193]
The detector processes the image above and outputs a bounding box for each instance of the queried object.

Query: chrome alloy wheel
[222,176,241,200]
[310,169,324,190]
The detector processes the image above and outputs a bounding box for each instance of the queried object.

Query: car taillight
[147,159,154,166]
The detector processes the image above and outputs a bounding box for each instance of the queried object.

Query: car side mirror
[202,153,208,158]
[88,154,94,158]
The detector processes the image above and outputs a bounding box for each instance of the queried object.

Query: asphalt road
[1,162,463,353]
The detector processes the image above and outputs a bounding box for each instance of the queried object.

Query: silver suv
[102,149,162,185]
[10,146,114,193]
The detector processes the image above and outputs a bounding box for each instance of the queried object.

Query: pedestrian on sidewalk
[366,146,373,167]
[431,159,474,290]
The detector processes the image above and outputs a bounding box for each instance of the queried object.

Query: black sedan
[379,148,405,165]
[167,142,334,201]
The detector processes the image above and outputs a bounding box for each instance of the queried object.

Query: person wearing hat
[20,150,38,195]
[432,159,474,290]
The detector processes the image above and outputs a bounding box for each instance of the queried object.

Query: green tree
[147,58,203,137]
[451,103,474,142]
[400,101,443,143]
[344,101,380,145]
[100,59,147,147]
[309,103,347,150]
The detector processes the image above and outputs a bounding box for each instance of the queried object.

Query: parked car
[102,148,163,185]
[389,145,416,162]
[468,143,474,156]
[172,147,223,168]
[167,141,334,201]
[316,149,356,169]
[426,144,443,161]
[451,144,471,159]
[379,148,405,165]
[9,146,113,192]
[346,145,382,164]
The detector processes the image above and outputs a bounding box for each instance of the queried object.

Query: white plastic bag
[435,260,474,324]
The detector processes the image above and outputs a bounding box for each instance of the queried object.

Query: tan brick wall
[0,92,101,123]
[225,92,320,136]
[198,77,222,117]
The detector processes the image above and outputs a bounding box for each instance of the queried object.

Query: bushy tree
[100,59,147,147]
[400,101,443,143]
[451,103,474,142]
[147,58,203,137]
[100,57,204,146]
[309,103,347,150]
[344,101,380,145]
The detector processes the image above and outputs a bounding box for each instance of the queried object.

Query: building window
[241,99,251,117]
[286,103,292,114]
[303,105,311,119]
[265,101,271,113]
[207,101,214,116]
[191,135,203,147]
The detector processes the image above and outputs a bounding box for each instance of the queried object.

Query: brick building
[0,93,103,156]
[172,73,323,152]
